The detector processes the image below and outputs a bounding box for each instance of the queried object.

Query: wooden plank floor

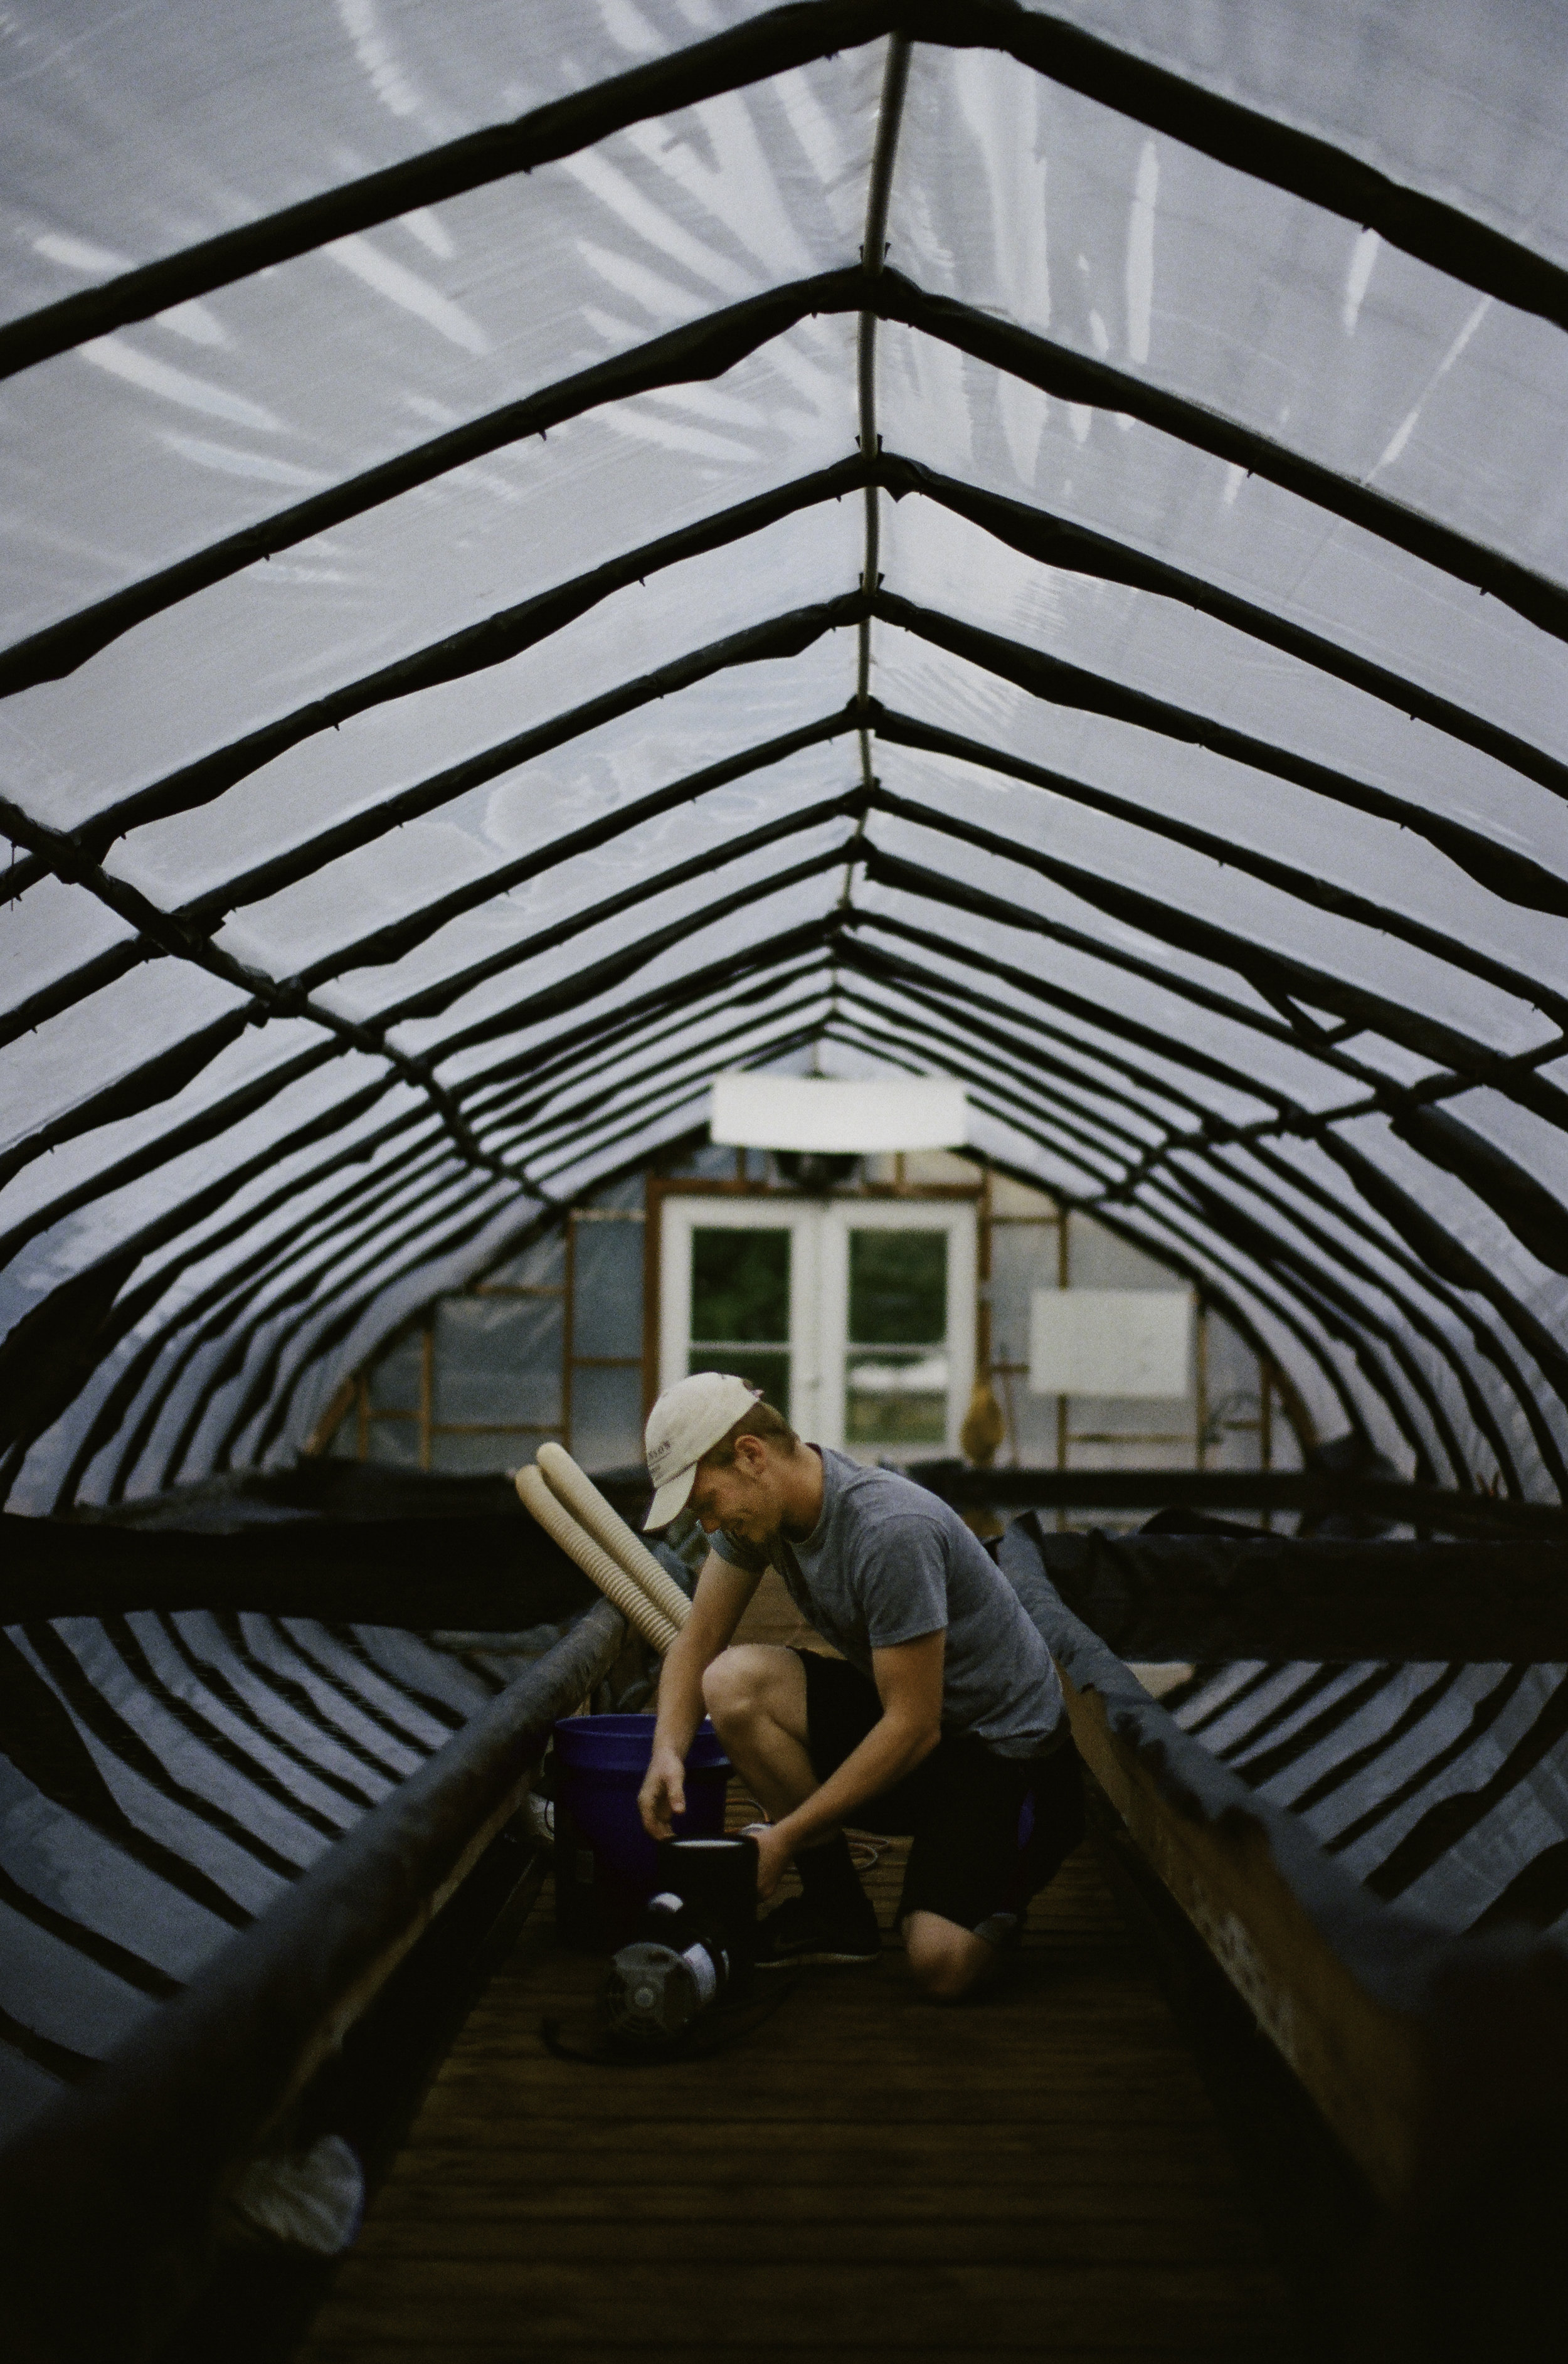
[298,1581,1302,2361]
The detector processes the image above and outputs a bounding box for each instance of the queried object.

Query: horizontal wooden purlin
[1071,1508,1557,1679]
[0,0,1560,396]
[871,708,1567,1027]
[179,599,864,927]
[0,268,867,708]
[65,465,870,853]
[856,820,1551,1096]
[882,458,1568,805]
[359,794,862,1037]
[289,714,859,991]
[0,1603,622,2364]
[874,595,1568,925]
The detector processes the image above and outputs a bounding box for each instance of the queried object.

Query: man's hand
[638,1741,687,1840]
[746,1819,793,1900]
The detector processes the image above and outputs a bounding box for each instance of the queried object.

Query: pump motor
[601,1834,758,2047]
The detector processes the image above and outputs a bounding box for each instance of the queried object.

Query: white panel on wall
[1029,1290,1191,1398]
[709,1073,968,1153]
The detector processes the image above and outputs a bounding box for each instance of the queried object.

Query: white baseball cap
[643,1370,763,1529]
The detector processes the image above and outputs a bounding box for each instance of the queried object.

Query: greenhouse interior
[2,3,1567,2359]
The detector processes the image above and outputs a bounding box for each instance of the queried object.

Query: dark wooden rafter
[4,241,1564,772]
[164,1166,515,1488]
[7,438,1564,955]
[815,1001,1375,1441]
[0,779,856,1227]
[82,969,830,1505]
[867,711,1568,1025]
[826,996,1473,1487]
[1,0,1562,390]
[481,983,837,1163]
[839,914,1568,1437]
[877,458,1568,804]
[233,1015,822,1474]
[54,1130,470,1510]
[9,13,1568,1500]
[861,837,1568,1111]
[0,820,517,1201]
[871,600,1568,923]
[1128,1172,1441,1466]
[842,966,1534,1496]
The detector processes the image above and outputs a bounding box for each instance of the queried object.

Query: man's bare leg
[701,1644,826,1825]
[903,1910,1004,2003]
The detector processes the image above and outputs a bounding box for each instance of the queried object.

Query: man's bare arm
[638,1550,760,1838]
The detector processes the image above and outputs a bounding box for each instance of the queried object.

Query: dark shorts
[795,1650,1085,1936]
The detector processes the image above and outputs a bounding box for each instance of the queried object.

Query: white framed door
[659,1196,975,1461]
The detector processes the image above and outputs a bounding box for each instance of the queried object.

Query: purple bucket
[551,1713,731,1946]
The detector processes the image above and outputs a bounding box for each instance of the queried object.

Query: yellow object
[515,1466,679,1654]
[960,1379,1006,1468]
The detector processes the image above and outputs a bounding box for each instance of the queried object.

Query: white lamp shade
[1029,1291,1192,1398]
[710,1073,968,1154]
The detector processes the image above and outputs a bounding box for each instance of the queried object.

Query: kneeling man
[638,1372,1083,1998]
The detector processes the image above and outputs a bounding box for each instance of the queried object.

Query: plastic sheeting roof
[2,1,1567,1515]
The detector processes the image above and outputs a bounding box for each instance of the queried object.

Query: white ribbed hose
[536,1441,693,1633]
[515,1466,679,1655]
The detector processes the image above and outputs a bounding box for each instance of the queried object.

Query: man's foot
[754,1892,881,1970]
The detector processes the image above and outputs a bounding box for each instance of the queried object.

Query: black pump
[601,1834,758,2047]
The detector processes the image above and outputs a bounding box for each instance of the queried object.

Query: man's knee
[903,1911,993,2003]
[701,1644,786,1731]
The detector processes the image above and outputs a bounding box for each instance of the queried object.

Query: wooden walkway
[298,1582,1301,2361]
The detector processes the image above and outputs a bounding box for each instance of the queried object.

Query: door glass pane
[846,1229,949,1447]
[689,1226,791,1414]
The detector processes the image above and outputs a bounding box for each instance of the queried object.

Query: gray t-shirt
[711,1448,1064,1758]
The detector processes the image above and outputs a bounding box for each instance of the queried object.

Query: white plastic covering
[1,1,1566,1513]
